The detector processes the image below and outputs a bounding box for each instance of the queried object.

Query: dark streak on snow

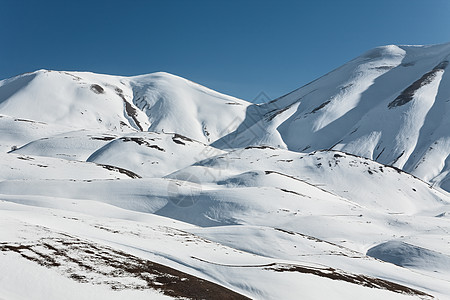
[349,127,358,135]
[266,264,433,298]
[311,100,331,114]
[375,148,385,161]
[114,88,144,131]
[14,118,47,125]
[90,136,117,141]
[391,151,404,167]
[265,170,339,198]
[245,145,277,150]
[0,237,249,300]
[370,65,394,71]
[401,62,415,67]
[172,133,194,145]
[273,228,361,254]
[120,137,165,152]
[90,84,105,94]
[17,156,34,161]
[97,163,142,179]
[279,188,308,198]
[388,61,448,109]
[191,250,430,297]
[266,104,293,121]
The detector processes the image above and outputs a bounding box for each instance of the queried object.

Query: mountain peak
[214,42,450,192]
[0,69,250,143]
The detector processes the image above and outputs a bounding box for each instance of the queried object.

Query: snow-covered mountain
[1,43,450,299]
[0,70,249,143]
[215,43,450,192]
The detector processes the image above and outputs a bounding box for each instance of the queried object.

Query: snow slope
[214,43,450,192]
[0,70,250,143]
[0,114,70,153]
[1,148,449,298]
[1,42,450,299]
[10,129,119,161]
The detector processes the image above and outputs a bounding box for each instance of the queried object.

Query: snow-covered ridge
[0,70,250,143]
[214,42,450,192]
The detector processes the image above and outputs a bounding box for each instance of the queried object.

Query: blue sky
[1,0,450,101]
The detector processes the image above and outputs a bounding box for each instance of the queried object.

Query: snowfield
[1,43,450,299]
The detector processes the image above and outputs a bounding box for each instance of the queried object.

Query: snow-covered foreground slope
[1,43,450,299]
[3,200,443,300]
[215,43,450,192]
[1,146,450,298]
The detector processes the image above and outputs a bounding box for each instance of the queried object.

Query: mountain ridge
[214,42,450,192]
[0,69,250,143]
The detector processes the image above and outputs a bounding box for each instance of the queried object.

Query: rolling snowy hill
[1,43,450,299]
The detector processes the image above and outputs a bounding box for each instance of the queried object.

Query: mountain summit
[0,70,250,143]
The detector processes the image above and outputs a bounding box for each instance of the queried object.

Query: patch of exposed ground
[13,118,46,124]
[97,163,142,179]
[0,236,250,299]
[245,145,277,150]
[266,264,433,299]
[119,137,165,152]
[311,100,331,113]
[90,84,105,94]
[265,101,297,121]
[17,156,34,161]
[89,135,117,141]
[114,87,144,131]
[388,61,448,109]
[172,133,194,145]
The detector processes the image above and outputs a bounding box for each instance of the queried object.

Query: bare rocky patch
[0,236,250,299]
[120,137,165,152]
[311,100,331,113]
[97,163,142,179]
[114,87,144,131]
[388,61,448,109]
[172,133,194,145]
[90,84,105,94]
[266,263,433,299]
[89,135,117,141]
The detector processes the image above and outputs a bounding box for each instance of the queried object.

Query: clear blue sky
[1,0,450,102]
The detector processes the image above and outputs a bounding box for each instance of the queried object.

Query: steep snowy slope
[215,43,450,191]
[129,72,249,143]
[0,70,249,143]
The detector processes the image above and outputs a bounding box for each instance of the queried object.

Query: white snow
[1,43,450,299]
